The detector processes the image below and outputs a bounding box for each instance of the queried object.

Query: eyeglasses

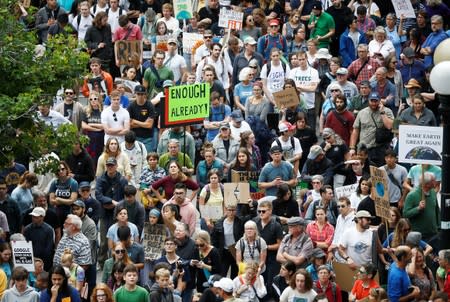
[331,89,340,92]
[65,91,74,95]
[258,210,267,214]
[89,98,98,101]
[115,249,126,254]
[113,113,117,122]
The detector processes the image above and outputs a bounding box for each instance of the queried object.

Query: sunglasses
[204,36,212,39]
[258,210,267,214]
[196,243,205,248]
[113,113,117,122]
[89,97,98,101]
[270,25,279,28]
[115,249,126,254]
[65,91,74,95]
[331,89,340,92]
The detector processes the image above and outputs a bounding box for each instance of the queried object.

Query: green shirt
[403,188,440,237]
[143,65,174,97]
[308,11,335,48]
[158,152,194,172]
[114,285,149,302]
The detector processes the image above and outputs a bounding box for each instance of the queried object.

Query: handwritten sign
[12,241,34,271]
[115,40,142,65]
[334,184,358,199]
[398,125,443,165]
[200,204,223,220]
[224,182,251,205]
[231,170,265,200]
[142,223,166,260]
[273,87,300,109]
[392,0,416,19]
[182,33,203,54]
[370,166,390,220]
[219,8,244,30]
[173,0,193,19]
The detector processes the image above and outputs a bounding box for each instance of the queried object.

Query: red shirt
[445,269,450,296]
[306,221,335,251]
[351,279,379,300]
[113,24,143,42]
[324,110,355,146]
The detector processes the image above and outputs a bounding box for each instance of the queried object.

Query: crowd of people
[4,0,450,301]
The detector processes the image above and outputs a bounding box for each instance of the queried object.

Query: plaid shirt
[348,58,379,88]
[306,221,335,248]
[357,17,376,35]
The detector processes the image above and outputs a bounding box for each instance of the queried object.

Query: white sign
[182,32,203,54]
[334,184,358,199]
[392,0,416,19]
[200,204,223,221]
[12,241,34,271]
[398,125,443,165]
[218,8,244,30]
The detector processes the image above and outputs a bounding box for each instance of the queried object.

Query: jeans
[136,136,153,153]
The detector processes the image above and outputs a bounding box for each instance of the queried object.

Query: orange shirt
[351,279,379,300]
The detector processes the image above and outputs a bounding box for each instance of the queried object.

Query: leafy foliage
[0,0,90,170]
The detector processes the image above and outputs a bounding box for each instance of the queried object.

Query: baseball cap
[106,157,117,166]
[29,207,46,217]
[336,67,348,75]
[268,19,280,26]
[134,85,146,94]
[311,247,326,259]
[78,181,91,189]
[278,121,296,132]
[167,37,178,45]
[312,1,322,10]
[163,80,173,88]
[308,145,324,160]
[72,200,86,208]
[213,278,234,292]
[402,47,415,58]
[360,80,370,87]
[354,210,374,219]
[244,36,257,45]
[220,123,230,129]
[230,110,244,122]
[369,92,380,101]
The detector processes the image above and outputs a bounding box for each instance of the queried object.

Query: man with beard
[232,37,264,86]
[308,1,335,49]
[324,93,355,145]
[54,88,85,131]
[157,127,195,164]
[339,210,379,268]
[326,0,353,56]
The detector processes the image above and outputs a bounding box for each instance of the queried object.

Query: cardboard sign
[200,204,223,220]
[333,261,379,292]
[115,40,142,65]
[273,87,300,109]
[218,8,244,30]
[231,170,265,200]
[142,223,166,260]
[398,125,443,166]
[370,166,390,220]
[334,184,358,199]
[156,35,170,52]
[173,0,193,19]
[161,83,210,127]
[224,182,251,205]
[182,33,203,54]
[392,0,416,19]
[12,241,34,272]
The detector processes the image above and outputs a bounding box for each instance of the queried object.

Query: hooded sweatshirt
[1,285,40,302]
[149,282,174,302]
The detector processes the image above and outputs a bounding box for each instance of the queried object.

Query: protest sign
[115,40,142,65]
[161,83,210,127]
[334,184,358,199]
[392,0,416,19]
[370,166,390,220]
[273,87,300,109]
[142,223,166,260]
[12,241,34,271]
[224,183,251,206]
[219,8,244,30]
[155,35,170,52]
[231,170,265,200]
[398,125,443,165]
[173,0,193,19]
[182,33,203,54]
[200,204,223,221]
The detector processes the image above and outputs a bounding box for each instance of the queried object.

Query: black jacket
[84,24,113,61]
[65,148,95,183]
[211,216,244,252]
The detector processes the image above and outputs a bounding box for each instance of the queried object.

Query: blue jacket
[95,172,128,218]
[340,28,367,68]
[422,29,449,68]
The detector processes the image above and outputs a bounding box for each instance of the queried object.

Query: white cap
[213,278,234,292]
[29,207,46,217]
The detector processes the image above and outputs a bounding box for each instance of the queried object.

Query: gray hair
[10,233,26,241]
[357,44,368,51]
[168,139,180,146]
[374,26,386,36]
[431,14,443,24]
[312,175,324,183]
[421,171,436,184]
[239,67,253,82]
[67,214,82,230]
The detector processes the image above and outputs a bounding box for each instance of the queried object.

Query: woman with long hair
[259,0,282,20]
[272,184,300,226]
[282,9,301,40]
[49,161,79,223]
[401,28,424,61]
[239,131,263,171]
[280,269,317,302]
[198,169,225,230]
[107,261,126,292]
[102,242,132,284]
[272,261,297,300]
[229,147,257,178]
[306,207,335,253]
[84,12,113,66]
[161,203,182,235]
[321,127,349,169]
[40,265,80,302]
[11,171,38,214]
[252,8,267,35]
[384,54,403,110]
[407,248,436,301]
[91,283,114,302]
[240,13,262,41]
[96,137,132,180]
[151,160,199,202]
[234,67,255,112]
[398,78,422,116]
[192,230,221,293]
[0,243,12,282]
[349,175,371,209]
[82,91,104,166]
[60,249,85,292]
[235,221,267,274]
[233,261,267,302]
[244,81,270,125]
[152,21,170,52]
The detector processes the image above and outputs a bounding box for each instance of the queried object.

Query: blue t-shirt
[234,82,253,107]
[40,285,81,302]
[205,104,231,141]
[258,161,294,196]
[387,262,411,302]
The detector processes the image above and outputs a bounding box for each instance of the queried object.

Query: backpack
[203,183,224,204]
[239,237,262,257]
[274,137,295,152]
[266,60,287,76]
[106,7,123,17]
[76,13,94,31]
[263,34,285,53]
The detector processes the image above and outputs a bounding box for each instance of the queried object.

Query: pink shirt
[166,197,197,236]
[113,23,143,42]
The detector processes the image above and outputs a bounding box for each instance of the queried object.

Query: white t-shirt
[340,227,373,266]
[288,67,319,109]
[271,136,302,162]
[353,2,379,16]
[107,7,126,34]
[196,56,230,89]
[279,287,317,302]
[260,62,291,95]
[101,106,130,144]
[230,121,252,142]
[90,4,109,16]
[164,53,187,83]
[72,15,93,41]
[157,16,180,34]
[194,44,211,64]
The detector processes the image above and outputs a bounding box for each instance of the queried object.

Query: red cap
[268,19,280,26]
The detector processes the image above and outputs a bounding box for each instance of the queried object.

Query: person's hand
[411,247,418,258]
[197,261,204,268]
[410,286,420,298]
[273,177,282,187]
[98,42,105,48]
[324,142,331,151]
[47,18,55,26]
[51,284,59,297]
[418,200,426,210]
[349,149,356,157]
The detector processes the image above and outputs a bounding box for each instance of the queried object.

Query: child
[114,264,149,302]
[28,258,44,289]
[1,266,40,302]
[149,268,174,302]
[35,271,49,293]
